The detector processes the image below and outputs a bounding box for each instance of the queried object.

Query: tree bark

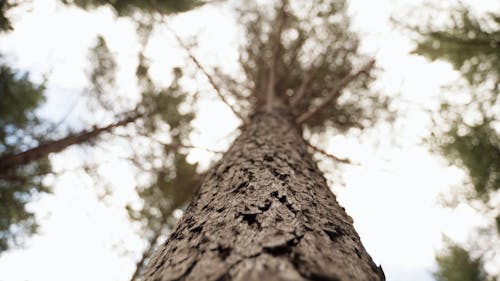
[0,114,140,172]
[142,109,384,281]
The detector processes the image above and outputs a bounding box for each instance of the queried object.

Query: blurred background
[0,0,498,280]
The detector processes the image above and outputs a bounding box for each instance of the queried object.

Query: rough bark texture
[142,109,384,281]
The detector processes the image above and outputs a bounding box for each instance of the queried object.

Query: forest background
[0,0,498,280]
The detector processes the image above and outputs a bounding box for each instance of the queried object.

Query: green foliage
[437,121,500,200]
[123,48,199,276]
[134,49,195,139]
[87,35,117,112]
[0,65,46,152]
[434,239,489,281]
[0,32,198,258]
[412,6,500,204]
[0,0,199,259]
[61,0,204,16]
[496,215,500,235]
[408,5,500,277]
[127,152,199,236]
[412,7,500,89]
[0,0,25,32]
[131,50,198,221]
[0,64,51,253]
[0,0,14,32]
[125,147,199,278]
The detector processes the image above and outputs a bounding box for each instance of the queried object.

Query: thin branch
[306,141,354,165]
[289,66,315,107]
[266,0,287,111]
[177,144,225,154]
[289,50,329,108]
[296,59,375,124]
[44,93,82,135]
[118,132,225,154]
[214,68,247,101]
[266,59,277,111]
[154,15,244,121]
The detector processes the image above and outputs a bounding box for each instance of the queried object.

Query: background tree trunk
[142,109,384,281]
[0,114,139,172]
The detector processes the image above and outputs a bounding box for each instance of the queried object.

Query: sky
[0,0,498,280]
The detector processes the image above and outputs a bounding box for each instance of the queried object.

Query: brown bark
[142,109,384,281]
[0,113,140,172]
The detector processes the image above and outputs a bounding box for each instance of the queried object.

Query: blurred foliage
[0,0,52,253]
[127,43,198,232]
[0,0,15,32]
[231,0,393,133]
[122,44,200,279]
[126,151,200,279]
[61,0,204,16]
[135,53,195,139]
[496,215,500,234]
[435,121,500,201]
[412,7,500,90]
[434,238,491,281]
[410,4,500,204]
[127,153,199,237]
[407,3,500,279]
[85,34,199,219]
[0,63,51,253]
[87,35,118,112]
[0,16,199,263]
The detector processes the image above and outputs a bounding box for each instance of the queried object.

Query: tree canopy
[412,7,499,89]
[434,239,489,281]
[186,0,393,136]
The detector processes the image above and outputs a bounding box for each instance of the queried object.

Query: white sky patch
[0,0,496,280]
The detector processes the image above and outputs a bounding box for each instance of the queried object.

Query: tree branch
[0,111,142,172]
[144,134,225,154]
[289,66,315,107]
[306,141,352,165]
[177,144,225,154]
[266,0,287,111]
[213,68,248,101]
[289,50,329,107]
[157,16,244,121]
[296,59,375,124]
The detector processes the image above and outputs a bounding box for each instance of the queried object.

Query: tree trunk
[142,109,384,281]
[0,114,140,172]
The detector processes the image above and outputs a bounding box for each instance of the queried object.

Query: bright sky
[0,0,498,280]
